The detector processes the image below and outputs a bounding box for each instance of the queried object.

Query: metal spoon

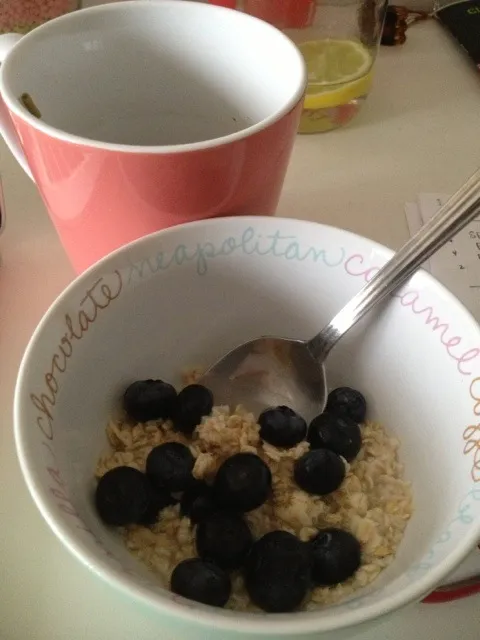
[200,169,480,422]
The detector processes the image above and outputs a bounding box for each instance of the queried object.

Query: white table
[1,17,480,640]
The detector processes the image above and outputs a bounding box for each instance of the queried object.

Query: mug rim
[14,214,480,635]
[0,0,307,155]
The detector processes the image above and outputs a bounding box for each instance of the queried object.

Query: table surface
[1,15,480,640]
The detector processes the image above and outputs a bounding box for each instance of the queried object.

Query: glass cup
[242,0,387,133]
[0,0,81,35]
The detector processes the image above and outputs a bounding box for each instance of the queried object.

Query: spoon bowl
[201,337,326,422]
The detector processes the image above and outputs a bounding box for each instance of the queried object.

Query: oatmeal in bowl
[95,372,413,613]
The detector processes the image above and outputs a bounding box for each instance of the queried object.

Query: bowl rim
[14,215,480,635]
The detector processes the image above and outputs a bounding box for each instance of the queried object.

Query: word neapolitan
[30,272,123,440]
[126,227,346,281]
[344,254,480,375]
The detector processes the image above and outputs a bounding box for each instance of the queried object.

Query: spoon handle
[307,168,480,362]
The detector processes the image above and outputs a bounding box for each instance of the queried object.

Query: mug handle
[0,33,33,179]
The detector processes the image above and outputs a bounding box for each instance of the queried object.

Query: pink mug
[0,0,306,273]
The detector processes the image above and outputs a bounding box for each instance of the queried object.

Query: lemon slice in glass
[299,39,374,110]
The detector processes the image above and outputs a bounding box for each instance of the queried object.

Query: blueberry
[258,406,307,448]
[180,481,216,525]
[146,442,195,492]
[139,486,178,526]
[326,387,367,423]
[213,453,272,513]
[294,449,345,495]
[172,384,214,434]
[308,412,362,462]
[244,531,312,613]
[170,558,231,608]
[123,379,177,422]
[95,466,151,526]
[310,528,361,585]
[196,512,253,570]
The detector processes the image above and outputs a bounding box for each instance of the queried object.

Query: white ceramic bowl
[14,217,480,639]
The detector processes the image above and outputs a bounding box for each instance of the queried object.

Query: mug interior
[15,218,480,636]
[1,1,305,147]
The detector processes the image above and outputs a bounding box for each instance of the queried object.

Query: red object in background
[423,544,480,603]
[422,578,480,603]
[208,0,237,7]
[243,0,316,29]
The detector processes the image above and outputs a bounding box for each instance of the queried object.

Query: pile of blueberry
[95,379,367,612]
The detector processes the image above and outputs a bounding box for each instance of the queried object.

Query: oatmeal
[95,377,413,612]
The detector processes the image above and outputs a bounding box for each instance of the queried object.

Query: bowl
[14,217,480,639]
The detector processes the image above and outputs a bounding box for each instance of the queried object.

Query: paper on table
[404,194,480,588]
[405,194,480,320]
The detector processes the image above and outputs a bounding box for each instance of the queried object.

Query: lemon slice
[299,39,373,110]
